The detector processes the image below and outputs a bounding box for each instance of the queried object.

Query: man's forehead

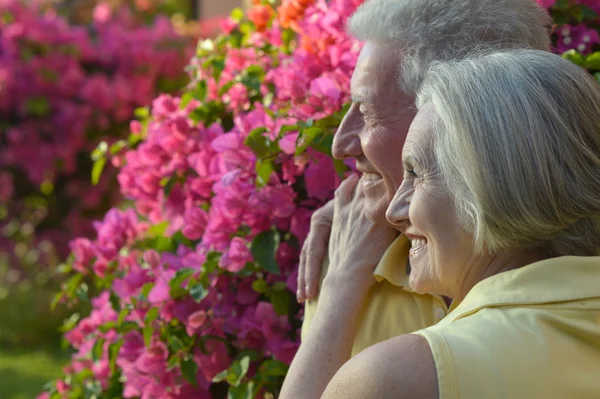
[351,42,402,102]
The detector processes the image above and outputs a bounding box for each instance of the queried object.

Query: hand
[297,200,333,303]
[326,174,397,289]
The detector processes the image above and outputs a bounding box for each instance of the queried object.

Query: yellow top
[301,235,449,356]
[414,256,600,399]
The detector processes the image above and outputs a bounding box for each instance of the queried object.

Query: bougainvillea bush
[0,0,194,343]
[41,0,599,397]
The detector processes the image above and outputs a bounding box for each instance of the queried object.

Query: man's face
[332,41,416,224]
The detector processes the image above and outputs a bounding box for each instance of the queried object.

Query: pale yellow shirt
[415,256,600,399]
[301,235,449,356]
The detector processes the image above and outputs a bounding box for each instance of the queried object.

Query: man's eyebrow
[350,94,364,103]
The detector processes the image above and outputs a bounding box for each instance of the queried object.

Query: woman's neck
[454,248,548,302]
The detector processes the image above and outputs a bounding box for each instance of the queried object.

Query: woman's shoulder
[322,334,438,399]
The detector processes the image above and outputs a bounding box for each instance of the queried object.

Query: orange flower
[247,4,274,32]
[277,0,315,30]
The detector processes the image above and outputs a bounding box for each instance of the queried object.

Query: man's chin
[363,196,391,225]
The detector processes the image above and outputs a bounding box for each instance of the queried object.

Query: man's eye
[405,168,418,177]
[358,103,369,114]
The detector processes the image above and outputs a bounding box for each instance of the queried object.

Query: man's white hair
[348,0,551,95]
[417,49,600,257]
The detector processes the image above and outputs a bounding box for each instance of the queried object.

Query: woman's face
[385,106,485,299]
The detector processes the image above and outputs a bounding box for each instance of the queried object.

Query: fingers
[334,173,360,205]
[303,225,329,299]
[297,244,307,303]
[297,201,334,303]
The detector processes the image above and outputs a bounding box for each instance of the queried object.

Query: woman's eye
[405,168,418,178]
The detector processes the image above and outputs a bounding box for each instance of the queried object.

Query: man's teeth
[361,173,381,181]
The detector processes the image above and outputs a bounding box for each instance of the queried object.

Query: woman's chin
[408,273,431,295]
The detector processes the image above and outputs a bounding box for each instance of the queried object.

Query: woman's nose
[386,183,411,230]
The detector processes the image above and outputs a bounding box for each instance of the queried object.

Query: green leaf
[278,124,298,138]
[180,92,194,108]
[145,307,160,325]
[234,356,251,386]
[227,382,255,399]
[64,274,83,297]
[109,140,127,155]
[147,221,169,237]
[212,368,229,383]
[143,325,153,347]
[295,126,325,155]
[272,281,287,291]
[270,288,290,316]
[554,0,569,10]
[194,80,208,102]
[169,268,196,295]
[562,49,585,67]
[260,359,289,377]
[585,52,600,70]
[108,340,124,374]
[75,283,89,301]
[255,159,274,187]
[60,313,80,333]
[25,96,50,117]
[231,7,245,22]
[244,127,270,157]
[51,292,63,311]
[251,230,280,274]
[140,282,155,299]
[92,338,104,362]
[252,279,269,294]
[218,80,236,96]
[189,283,209,302]
[211,58,226,81]
[117,308,129,327]
[91,159,106,186]
[98,321,118,333]
[180,357,199,387]
[135,106,150,119]
[118,321,139,334]
[161,175,178,198]
[580,5,598,21]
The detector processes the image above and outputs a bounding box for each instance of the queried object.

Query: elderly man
[296,0,551,366]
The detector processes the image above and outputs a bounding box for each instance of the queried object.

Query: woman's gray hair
[417,49,600,256]
[348,0,551,96]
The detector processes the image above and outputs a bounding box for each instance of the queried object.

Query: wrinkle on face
[334,41,416,223]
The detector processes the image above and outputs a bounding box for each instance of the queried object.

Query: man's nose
[386,184,411,230]
[332,105,362,160]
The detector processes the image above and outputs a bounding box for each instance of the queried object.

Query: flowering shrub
[0,0,193,292]
[41,0,599,398]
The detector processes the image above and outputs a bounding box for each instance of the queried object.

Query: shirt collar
[374,234,412,289]
[444,256,600,323]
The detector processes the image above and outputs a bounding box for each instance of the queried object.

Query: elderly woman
[280,49,600,399]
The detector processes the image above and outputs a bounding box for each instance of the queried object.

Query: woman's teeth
[409,239,427,256]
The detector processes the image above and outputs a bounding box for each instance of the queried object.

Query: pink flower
[69,238,96,273]
[535,0,556,8]
[0,172,14,202]
[219,237,252,273]
[556,24,600,54]
[187,310,207,330]
[182,207,208,240]
[304,151,340,200]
